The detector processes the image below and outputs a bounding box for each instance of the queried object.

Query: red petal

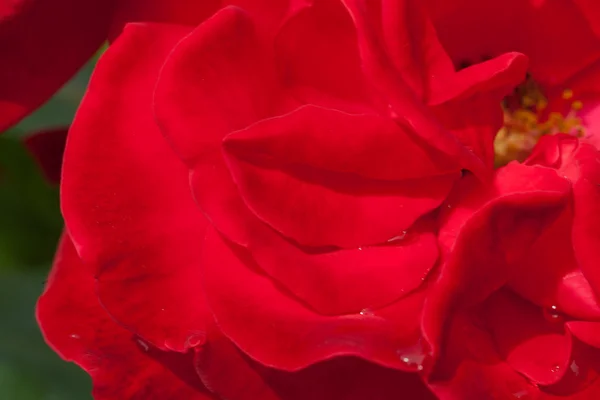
[573,0,600,39]
[23,127,68,185]
[426,0,600,85]
[340,0,491,179]
[154,7,294,246]
[201,226,427,371]
[422,163,571,363]
[37,234,213,400]
[0,0,112,131]
[224,105,458,181]
[430,52,527,168]
[571,144,600,297]
[274,0,372,112]
[568,321,600,349]
[224,105,459,248]
[438,163,571,308]
[245,219,438,315]
[426,312,540,400]
[507,206,600,320]
[61,23,210,352]
[484,290,572,386]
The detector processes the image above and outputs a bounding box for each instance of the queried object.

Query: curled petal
[62,23,210,352]
[37,234,213,400]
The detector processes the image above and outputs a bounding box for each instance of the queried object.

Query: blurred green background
[0,57,99,399]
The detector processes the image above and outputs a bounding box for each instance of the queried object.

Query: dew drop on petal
[69,333,80,340]
[186,333,206,348]
[388,231,407,243]
[543,305,563,323]
[359,308,374,316]
[512,390,530,399]
[136,338,150,352]
[397,340,428,372]
[570,360,580,376]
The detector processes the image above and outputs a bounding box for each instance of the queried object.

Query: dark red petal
[61,23,210,352]
[0,0,113,131]
[23,127,68,185]
[196,328,437,400]
[426,0,600,85]
[274,0,372,112]
[224,105,459,248]
[37,234,213,400]
[108,0,220,40]
[201,226,427,371]
[262,357,436,400]
[340,0,490,179]
[195,329,281,400]
[426,312,540,400]
[484,290,572,386]
[154,7,293,246]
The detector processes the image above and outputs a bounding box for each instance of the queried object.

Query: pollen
[494,77,585,167]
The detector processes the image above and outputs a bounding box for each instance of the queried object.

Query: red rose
[36,1,528,399]
[423,134,600,398]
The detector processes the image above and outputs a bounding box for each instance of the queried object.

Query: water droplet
[397,340,428,372]
[543,305,563,323]
[136,338,150,352]
[512,390,530,399]
[186,333,206,348]
[359,308,374,316]
[447,204,452,209]
[69,334,80,340]
[570,360,580,376]
[358,247,363,251]
[388,231,407,243]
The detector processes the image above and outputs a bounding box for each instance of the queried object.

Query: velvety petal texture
[61,23,210,353]
[37,234,215,400]
[0,0,114,131]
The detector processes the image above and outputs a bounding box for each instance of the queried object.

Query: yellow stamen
[494,84,585,167]
[562,89,574,100]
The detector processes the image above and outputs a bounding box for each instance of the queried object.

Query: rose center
[493,76,585,166]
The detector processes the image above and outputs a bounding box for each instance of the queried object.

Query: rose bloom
[33,0,533,399]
